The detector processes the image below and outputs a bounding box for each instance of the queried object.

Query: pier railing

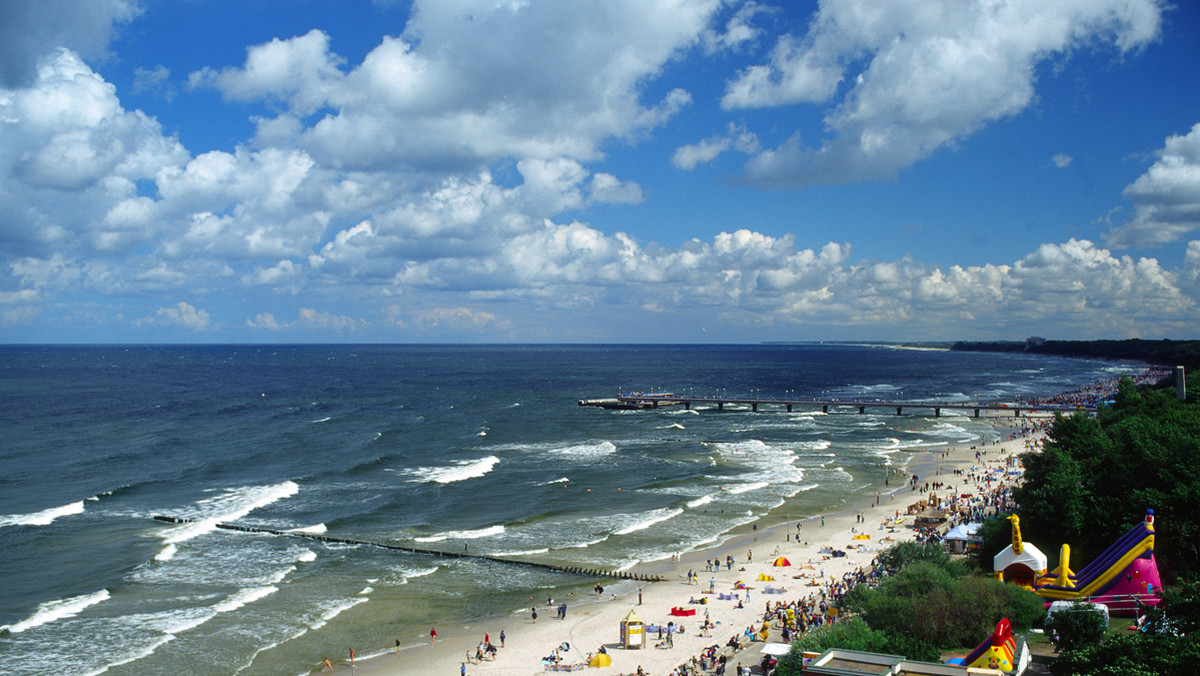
[579,393,1095,417]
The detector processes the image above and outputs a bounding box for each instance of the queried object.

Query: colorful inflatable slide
[947,618,1017,672]
[1035,510,1161,613]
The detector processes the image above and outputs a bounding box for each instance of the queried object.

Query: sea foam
[162,481,300,545]
[1,589,111,633]
[0,500,85,528]
[411,456,500,484]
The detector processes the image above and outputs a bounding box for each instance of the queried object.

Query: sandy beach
[327,413,1048,676]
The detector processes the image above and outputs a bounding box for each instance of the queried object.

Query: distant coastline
[950,338,1200,371]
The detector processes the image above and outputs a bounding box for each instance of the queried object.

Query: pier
[152,516,662,582]
[578,393,1095,418]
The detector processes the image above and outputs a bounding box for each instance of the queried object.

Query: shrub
[1044,602,1107,654]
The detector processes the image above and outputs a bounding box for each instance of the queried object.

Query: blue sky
[1,0,1198,343]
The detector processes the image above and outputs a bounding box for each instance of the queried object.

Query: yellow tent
[773,557,791,566]
[757,573,775,582]
[589,653,612,668]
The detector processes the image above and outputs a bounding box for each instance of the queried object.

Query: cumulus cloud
[0,0,139,88]
[672,123,760,169]
[1053,153,1073,169]
[723,0,1164,186]
[1104,122,1200,249]
[155,301,211,330]
[193,1,717,171]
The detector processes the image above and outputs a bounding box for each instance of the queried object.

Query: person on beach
[431,627,437,644]
[500,630,505,647]
[349,648,356,668]
[531,607,538,623]
[323,658,333,672]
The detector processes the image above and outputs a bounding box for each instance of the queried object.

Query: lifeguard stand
[620,609,645,649]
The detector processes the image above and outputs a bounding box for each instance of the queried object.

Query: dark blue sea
[0,344,1144,675]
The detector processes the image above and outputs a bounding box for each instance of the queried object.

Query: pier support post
[896,407,902,416]
[858,406,865,414]
[718,402,724,411]
[752,403,758,412]
[822,405,828,413]
[786,404,792,412]
[934,408,941,417]
[974,408,980,418]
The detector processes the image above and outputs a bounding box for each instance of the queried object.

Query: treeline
[952,339,1200,372]
[979,375,1200,675]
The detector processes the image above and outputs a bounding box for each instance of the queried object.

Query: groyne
[151,515,662,582]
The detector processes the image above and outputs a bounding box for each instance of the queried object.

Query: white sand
[329,414,1047,676]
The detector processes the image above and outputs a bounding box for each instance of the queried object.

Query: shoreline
[332,411,1045,676]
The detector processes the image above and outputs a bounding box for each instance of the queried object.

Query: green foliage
[1012,377,1200,579]
[787,617,939,664]
[1043,602,1108,653]
[975,514,1013,571]
[874,540,959,572]
[842,561,1045,648]
[1050,633,1200,676]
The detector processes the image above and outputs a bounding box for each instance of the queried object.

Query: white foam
[614,507,683,535]
[549,441,617,458]
[491,547,550,557]
[410,456,500,484]
[726,481,769,495]
[542,477,570,485]
[154,544,177,562]
[289,523,327,534]
[358,586,373,595]
[1,589,110,633]
[0,500,85,528]
[213,585,278,614]
[311,416,332,423]
[297,550,317,563]
[687,494,715,508]
[310,597,368,630]
[80,635,175,676]
[162,481,300,544]
[414,524,505,543]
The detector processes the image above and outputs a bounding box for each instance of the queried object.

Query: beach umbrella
[773,557,791,567]
[589,653,612,668]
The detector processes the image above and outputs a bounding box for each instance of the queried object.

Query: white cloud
[0,0,140,88]
[193,1,716,170]
[672,123,760,169]
[155,301,212,330]
[724,0,1165,186]
[1053,153,1073,168]
[1104,122,1200,248]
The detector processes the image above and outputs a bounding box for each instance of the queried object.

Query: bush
[1044,602,1107,654]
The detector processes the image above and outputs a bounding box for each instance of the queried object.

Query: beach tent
[589,653,612,667]
[943,522,983,554]
[757,573,775,582]
[773,557,791,567]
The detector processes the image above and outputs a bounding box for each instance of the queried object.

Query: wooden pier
[578,393,1094,418]
[152,515,662,582]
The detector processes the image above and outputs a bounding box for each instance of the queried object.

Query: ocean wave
[414,524,505,543]
[1,589,110,633]
[549,441,617,458]
[80,635,174,676]
[542,477,570,485]
[288,523,327,534]
[491,547,550,557]
[161,480,300,545]
[409,455,500,484]
[0,499,85,528]
[154,544,177,562]
[311,416,332,423]
[213,585,278,614]
[614,507,683,535]
[725,481,769,495]
[310,597,368,631]
[686,494,714,508]
[297,549,317,563]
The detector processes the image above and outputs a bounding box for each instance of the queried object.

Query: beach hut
[619,609,645,649]
[773,557,791,567]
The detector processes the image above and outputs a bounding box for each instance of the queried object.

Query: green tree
[1043,602,1107,653]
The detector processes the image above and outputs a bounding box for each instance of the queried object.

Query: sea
[0,344,1147,675]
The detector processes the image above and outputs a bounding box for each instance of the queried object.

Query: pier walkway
[152,515,662,582]
[578,393,1095,417]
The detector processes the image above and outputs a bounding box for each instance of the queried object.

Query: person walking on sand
[349,648,356,668]
[323,658,333,672]
[431,627,437,644]
[500,630,506,647]
[531,607,538,623]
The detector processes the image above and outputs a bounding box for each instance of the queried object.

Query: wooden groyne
[152,515,662,582]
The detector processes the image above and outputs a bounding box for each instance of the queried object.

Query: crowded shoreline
[330,410,1052,676]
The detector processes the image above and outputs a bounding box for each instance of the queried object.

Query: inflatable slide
[1035,510,1161,613]
[947,618,1016,672]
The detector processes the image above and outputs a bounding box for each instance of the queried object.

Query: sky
[1,0,1199,344]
